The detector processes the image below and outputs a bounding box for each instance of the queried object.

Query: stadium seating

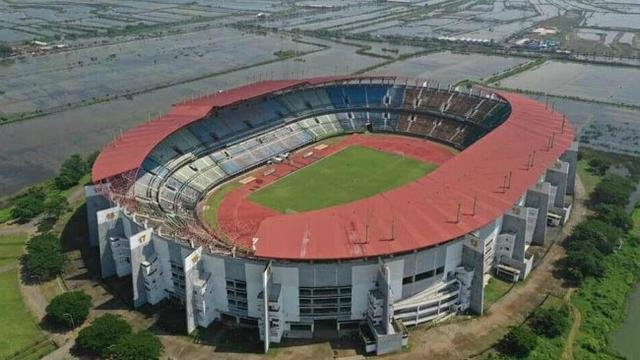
[365,84,389,107]
[387,86,405,108]
[130,82,510,222]
[342,85,367,107]
[404,88,418,108]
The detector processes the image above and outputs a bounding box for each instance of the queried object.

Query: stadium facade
[86,76,577,355]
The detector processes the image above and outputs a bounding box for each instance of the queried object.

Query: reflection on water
[611,282,640,359]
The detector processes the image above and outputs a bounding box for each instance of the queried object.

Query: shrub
[54,154,88,190]
[76,314,132,355]
[105,330,163,360]
[565,248,605,283]
[24,232,65,279]
[566,219,621,255]
[46,291,91,328]
[10,187,46,223]
[528,307,569,338]
[593,204,633,231]
[590,174,635,208]
[498,325,538,358]
[587,157,611,176]
[85,150,100,169]
[43,191,69,220]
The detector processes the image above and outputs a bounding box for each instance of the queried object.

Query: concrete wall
[184,247,202,334]
[501,207,528,262]
[560,141,579,195]
[462,244,485,315]
[130,228,153,307]
[96,207,123,278]
[545,160,569,209]
[351,263,378,320]
[525,182,551,246]
[200,254,228,313]
[85,185,110,247]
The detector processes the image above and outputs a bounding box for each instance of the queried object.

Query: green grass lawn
[483,276,514,312]
[249,146,437,213]
[0,271,47,359]
[0,206,12,224]
[576,159,602,195]
[0,232,28,268]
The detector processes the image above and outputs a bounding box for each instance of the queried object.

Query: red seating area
[470,99,500,123]
[403,88,418,107]
[420,90,451,110]
[431,119,459,141]
[409,115,438,137]
[446,94,478,117]
[397,114,412,132]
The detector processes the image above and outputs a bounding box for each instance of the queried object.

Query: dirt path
[0,219,37,237]
[562,302,582,360]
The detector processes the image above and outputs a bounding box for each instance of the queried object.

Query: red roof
[250,92,574,260]
[92,78,574,260]
[92,76,388,182]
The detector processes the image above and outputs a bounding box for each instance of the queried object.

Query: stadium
[86,76,577,355]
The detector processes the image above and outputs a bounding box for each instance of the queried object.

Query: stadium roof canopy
[92,77,574,261]
[91,76,395,183]
[250,92,574,259]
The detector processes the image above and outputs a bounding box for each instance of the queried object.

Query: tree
[76,314,132,355]
[498,326,538,358]
[24,232,65,279]
[54,154,88,190]
[10,187,46,223]
[593,204,633,231]
[85,151,100,170]
[43,191,69,219]
[46,291,91,328]
[105,330,163,360]
[566,219,621,255]
[565,248,605,282]
[587,157,611,176]
[528,307,569,338]
[590,174,635,208]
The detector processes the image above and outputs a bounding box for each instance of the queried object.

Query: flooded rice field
[0,37,384,195]
[611,282,640,360]
[530,95,640,156]
[0,27,320,116]
[367,51,529,85]
[499,61,640,106]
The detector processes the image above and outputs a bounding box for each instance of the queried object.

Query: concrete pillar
[560,141,579,195]
[96,207,123,278]
[501,207,528,262]
[130,228,154,308]
[462,245,484,315]
[525,183,551,246]
[545,160,570,209]
[85,185,110,247]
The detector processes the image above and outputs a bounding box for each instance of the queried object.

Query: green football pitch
[248,146,437,213]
